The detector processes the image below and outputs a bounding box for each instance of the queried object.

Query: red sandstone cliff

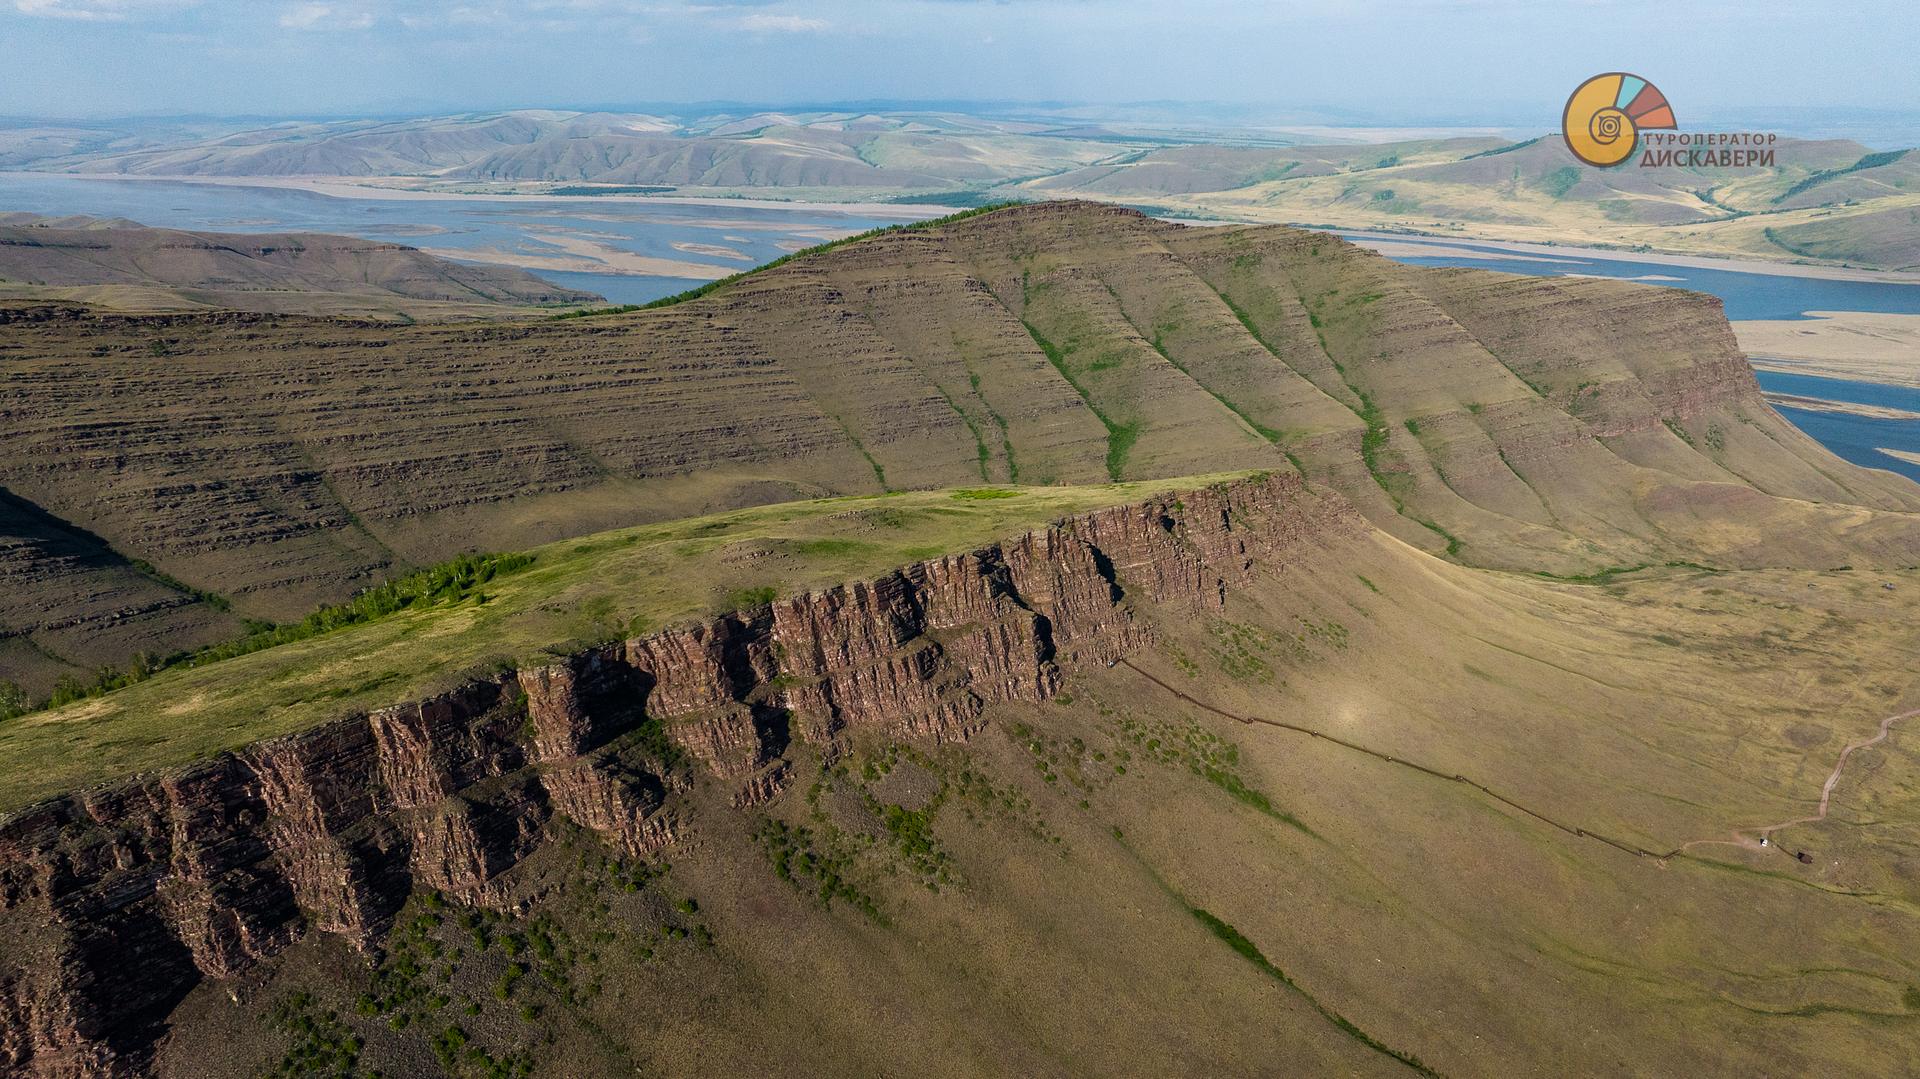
[0,472,1356,1077]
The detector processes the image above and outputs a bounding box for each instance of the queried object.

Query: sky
[5,0,1919,126]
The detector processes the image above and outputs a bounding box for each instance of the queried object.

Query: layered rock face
[12,201,1916,694]
[0,473,1353,1077]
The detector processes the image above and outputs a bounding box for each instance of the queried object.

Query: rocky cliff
[0,472,1355,1077]
[11,201,1918,696]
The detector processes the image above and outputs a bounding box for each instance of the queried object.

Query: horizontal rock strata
[0,472,1353,1077]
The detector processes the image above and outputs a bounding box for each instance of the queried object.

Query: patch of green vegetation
[545,184,672,196]
[1533,560,1718,585]
[875,798,954,886]
[754,817,886,923]
[830,417,889,490]
[1599,199,1638,222]
[1539,166,1582,199]
[1762,226,1824,260]
[1186,907,1437,1076]
[1352,386,1392,486]
[785,539,871,561]
[1024,321,1137,481]
[1355,574,1381,595]
[552,204,1028,320]
[1418,519,1464,559]
[1109,711,1315,837]
[264,991,364,1078]
[880,190,1029,208]
[1773,150,1910,204]
[1143,323,1289,446]
[1240,160,1299,187]
[725,585,778,609]
[1462,136,1544,160]
[1009,718,1109,799]
[22,552,533,719]
[0,680,28,722]
[1205,619,1283,682]
[927,380,994,481]
[1168,645,1201,678]
[950,487,1020,501]
[1663,418,1697,447]
[128,558,232,612]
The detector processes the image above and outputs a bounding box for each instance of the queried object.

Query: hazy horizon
[8,0,1919,139]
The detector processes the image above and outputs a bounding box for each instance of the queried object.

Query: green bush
[16,551,534,717]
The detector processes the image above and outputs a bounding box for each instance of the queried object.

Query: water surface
[0,173,918,304]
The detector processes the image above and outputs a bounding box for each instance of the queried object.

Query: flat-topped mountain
[5,203,1920,1079]
[0,215,599,317]
[4,201,1917,698]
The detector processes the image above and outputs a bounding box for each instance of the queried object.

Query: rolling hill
[1024,136,1920,270]
[0,214,599,316]
[21,109,1142,194]
[15,109,1920,269]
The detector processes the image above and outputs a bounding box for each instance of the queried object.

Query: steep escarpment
[5,200,1918,692]
[0,473,1352,1076]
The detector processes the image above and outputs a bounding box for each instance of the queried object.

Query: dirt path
[1117,659,1915,866]
[1679,707,1920,858]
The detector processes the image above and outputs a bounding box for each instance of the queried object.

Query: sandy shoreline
[1761,392,1920,421]
[15,170,1920,284]
[1331,228,1920,285]
[418,243,729,281]
[6,171,952,219]
[1737,311,1920,388]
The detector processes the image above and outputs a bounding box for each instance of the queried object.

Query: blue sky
[5,0,1918,124]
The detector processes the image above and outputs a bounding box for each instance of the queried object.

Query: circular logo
[1563,73,1676,167]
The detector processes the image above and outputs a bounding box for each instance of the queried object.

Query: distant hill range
[1031,135,1920,271]
[0,213,600,316]
[9,108,1918,269]
[16,110,1138,192]
[4,201,1915,697]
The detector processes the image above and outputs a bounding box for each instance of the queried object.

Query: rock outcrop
[0,472,1354,1077]
[14,201,1918,695]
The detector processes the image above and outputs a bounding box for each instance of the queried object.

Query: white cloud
[737,11,826,32]
[279,2,374,29]
[13,0,196,19]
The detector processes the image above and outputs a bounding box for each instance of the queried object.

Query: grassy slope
[144,511,1920,1077]
[0,476,1241,811]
